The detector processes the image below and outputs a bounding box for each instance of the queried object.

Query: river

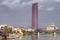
[2,34,60,40]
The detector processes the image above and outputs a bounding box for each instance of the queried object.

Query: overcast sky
[0,0,60,28]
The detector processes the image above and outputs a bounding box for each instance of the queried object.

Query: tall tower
[32,3,38,30]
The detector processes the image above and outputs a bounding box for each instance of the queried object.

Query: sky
[0,0,60,28]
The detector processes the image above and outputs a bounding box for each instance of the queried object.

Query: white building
[22,27,35,32]
[45,23,57,31]
[0,24,12,30]
[0,25,5,30]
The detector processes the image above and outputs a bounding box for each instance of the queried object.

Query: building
[22,27,35,32]
[0,24,12,36]
[13,28,23,35]
[0,24,12,30]
[32,3,38,30]
[45,23,57,31]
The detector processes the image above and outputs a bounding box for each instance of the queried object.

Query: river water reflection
[8,34,60,40]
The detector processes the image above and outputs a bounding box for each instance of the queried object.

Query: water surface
[8,34,60,40]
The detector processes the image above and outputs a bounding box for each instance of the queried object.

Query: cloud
[1,0,21,8]
[0,0,44,9]
[46,7,55,11]
[55,0,60,2]
[0,0,56,9]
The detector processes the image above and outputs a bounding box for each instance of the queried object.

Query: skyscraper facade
[32,3,38,30]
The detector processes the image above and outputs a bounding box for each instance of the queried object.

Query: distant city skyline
[0,0,60,28]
